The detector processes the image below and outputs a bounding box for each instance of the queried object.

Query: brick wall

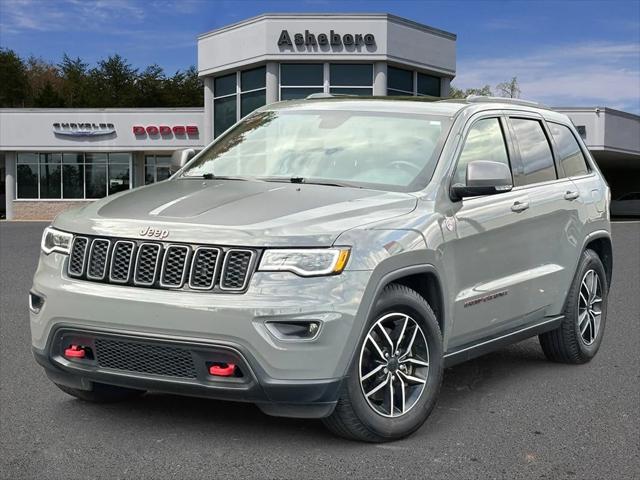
[13,201,92,221]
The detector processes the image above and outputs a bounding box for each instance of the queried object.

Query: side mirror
[451,160,513,199]
[170,148,196,174]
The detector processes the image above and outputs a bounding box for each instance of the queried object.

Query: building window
[16,152,131,200]
[388,66,442,97]
[213,73,237,138]
[280,63,324,100]
[145,154,172,185]
[329,64,373,96]
[388,66,414,96]
[576,125,587,139]
[240,66,266,117]
[417,73,441,97]
[214,67,267,137]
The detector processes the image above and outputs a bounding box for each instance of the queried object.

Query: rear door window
[510,118,557,186]
[548,122,590,177]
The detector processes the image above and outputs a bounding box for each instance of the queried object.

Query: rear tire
[54,382,145,403]
[323,283,443,442]
[539,249,608,364]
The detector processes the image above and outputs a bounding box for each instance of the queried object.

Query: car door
[444,113,536,349]
[504,114,580,318]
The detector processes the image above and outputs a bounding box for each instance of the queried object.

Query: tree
[496,77,521,98]
[34,81,65,107]
[0,48,28,107]
[25,56,63,106]
[135,64,167,107]
[449,84,493,99]
[89,54,138,107]
[59,54,90,107]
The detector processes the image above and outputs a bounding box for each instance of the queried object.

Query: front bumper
[30,252,372,417]
[33,327,342,418]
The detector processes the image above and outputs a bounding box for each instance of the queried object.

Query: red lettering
[186,125,198,135]
[132,125,145,135]
[159,125,171,135]
[146,126,159,135]
[172,125,186,135]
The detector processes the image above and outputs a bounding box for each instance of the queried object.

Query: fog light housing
[29,291,45,313]
[266,321,321,340]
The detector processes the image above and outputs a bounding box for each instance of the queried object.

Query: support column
[203,76,215,145]
[265,62,279,104]
[4,151,15,220]
[373,62,387,96]
[440,77,451,98]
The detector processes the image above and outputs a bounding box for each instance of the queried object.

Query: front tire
[323,284,443,442]
[539,249,608,364]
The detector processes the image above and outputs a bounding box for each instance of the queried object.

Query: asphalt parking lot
[1,221,638,480]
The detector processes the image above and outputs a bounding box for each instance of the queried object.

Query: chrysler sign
[53,122,116,137]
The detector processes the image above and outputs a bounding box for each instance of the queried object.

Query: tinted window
[417,73,440,97]
[453,118,511,186]
[17,164,38,198]
[548,123,589,177]
[214,95,237,137]
[388,66,413,93]
[241,90,266,117]
[329,87,373,96]
[329,64,372,86]
[240,66,265,91]
[214,73,236,97]
[280,64,323,86]
[280,87,323,100]
[510,118,556,186]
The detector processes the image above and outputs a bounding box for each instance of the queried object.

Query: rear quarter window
[548,122,590,177]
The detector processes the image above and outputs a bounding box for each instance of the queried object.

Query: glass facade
[16,152,131,199]
[212,62,443,137]
[144,154,172,185]
[388,66,441,97]
[213,66,267,137]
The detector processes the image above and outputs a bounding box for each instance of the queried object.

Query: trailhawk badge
[139,226,169,239]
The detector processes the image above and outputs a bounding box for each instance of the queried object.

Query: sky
[1,0,639,112]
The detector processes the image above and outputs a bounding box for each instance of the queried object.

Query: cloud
[0,0,146,34]
[455,41,640,113]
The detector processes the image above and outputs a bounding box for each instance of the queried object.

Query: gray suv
[30,96,612,442]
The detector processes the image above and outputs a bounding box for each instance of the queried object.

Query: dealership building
[1,13,638,220]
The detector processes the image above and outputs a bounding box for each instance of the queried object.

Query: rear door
[505,113,579,317]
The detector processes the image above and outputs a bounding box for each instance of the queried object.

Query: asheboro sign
[277,29,375,48]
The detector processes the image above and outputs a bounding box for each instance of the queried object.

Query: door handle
[511,201,530,213]
[564,190,580,200]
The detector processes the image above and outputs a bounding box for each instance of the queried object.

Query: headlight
[41,227,73,255]
[258,248,350,276]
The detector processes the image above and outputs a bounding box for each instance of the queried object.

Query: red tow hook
[209,363,236,377]
[64,345,86,359]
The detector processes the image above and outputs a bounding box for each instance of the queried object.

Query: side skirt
[443,315,564,368]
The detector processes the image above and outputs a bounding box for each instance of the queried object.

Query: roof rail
[305,92,353,100]
[465,95,549,109]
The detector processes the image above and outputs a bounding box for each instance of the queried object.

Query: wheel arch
[582,231,613,287]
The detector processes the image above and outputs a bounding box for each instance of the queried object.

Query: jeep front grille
[67,235,256,293]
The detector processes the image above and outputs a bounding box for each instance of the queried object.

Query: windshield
[181,109,452,191]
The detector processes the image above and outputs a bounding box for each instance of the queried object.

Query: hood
[53,179,418,247]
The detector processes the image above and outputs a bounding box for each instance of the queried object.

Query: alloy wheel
[359,312,429,418]
[578,269,602,346]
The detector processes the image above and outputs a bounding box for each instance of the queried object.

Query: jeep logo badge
[139,226,169,239]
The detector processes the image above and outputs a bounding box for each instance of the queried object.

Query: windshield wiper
[184,173,250,181]
[288,177,361,188]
